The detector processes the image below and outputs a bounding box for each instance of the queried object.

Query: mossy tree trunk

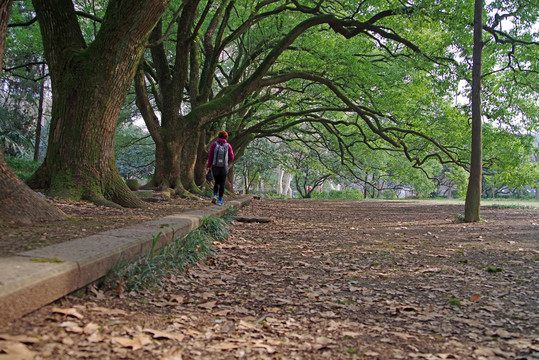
[26,0,169,207]
[179,130,201,191]
[194,131,209,187]
[0,0,66,225]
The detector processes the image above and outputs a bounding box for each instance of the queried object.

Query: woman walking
[207,131,234,205]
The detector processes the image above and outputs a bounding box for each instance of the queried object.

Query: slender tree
[0,0,66,225]
[464,0,484,222]
[26,0,170,208]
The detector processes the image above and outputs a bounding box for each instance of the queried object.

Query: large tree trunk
[464,0,483,222]
[194,131,209,187]
[0,149,66,225]
[180,130,201,191]
[26,0,169,208]
[148,129,185,191]
[0,0,66,225]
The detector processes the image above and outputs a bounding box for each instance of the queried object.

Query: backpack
[212,141,228,168]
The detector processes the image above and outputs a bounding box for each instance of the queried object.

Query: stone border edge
[0,196,253,322]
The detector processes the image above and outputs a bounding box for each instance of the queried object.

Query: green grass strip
[103,207,238,293]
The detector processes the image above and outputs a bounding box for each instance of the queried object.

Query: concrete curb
[0,196,252,322]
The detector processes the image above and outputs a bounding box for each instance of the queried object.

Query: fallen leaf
[198,301,217,310]
[52,307,83,319]
[169,295,185,303]
[315,336,333,345]
[143,328,185,342]
[62,337,74,346]
[0,334,39,344]
[201,291,216,299]
[210,342,241,351]
[470,294,480,301]
[252,341,277,354]
[0,340,37,360]
[88,284,105,300]
[87,332,104,343]
[83,322,99,335]
[111,335,152,350]
[342,331,362,338]
[160,348,183,360]
[390,332,417,340]
[364,351,380,357]
[214,309,232,316]
[60,321,83,334]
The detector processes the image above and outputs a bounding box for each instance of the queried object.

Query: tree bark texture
[180,130,201,191]
[34,65,45,162]
[0,0,66,225]
[464,0,483,222]
[27,0,169,207]
[194,131,209,187]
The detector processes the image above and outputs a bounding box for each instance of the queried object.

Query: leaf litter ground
[1,198,538,359]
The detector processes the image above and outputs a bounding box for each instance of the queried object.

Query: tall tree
[26,0,170,208]
[0,0,66,225]
[464,0,484,222]
[135,1,442,194]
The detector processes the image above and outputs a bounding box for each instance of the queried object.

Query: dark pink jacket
[207,138,234,168]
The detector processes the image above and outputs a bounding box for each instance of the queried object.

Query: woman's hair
[218,131,228,139]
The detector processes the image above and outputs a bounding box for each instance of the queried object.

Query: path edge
[0,196,252,322]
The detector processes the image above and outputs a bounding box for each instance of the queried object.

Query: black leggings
[212,166,227,198]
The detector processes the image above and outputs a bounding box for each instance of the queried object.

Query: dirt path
[1,199,538,359]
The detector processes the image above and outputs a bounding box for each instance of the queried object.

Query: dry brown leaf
[252,341,277,354]
[52,307,84,319]
[364,351,380,357]
[160,348,183,360]
[61,337,74,346]
[0,334,38,344]
[198,301,217,310]
[210,342,241,351]
[169,295,185,303]
[143,328,185,342]
[342,331,362,338]
[111,335,152,350]
[0,340,38,360]
[83,322,99,335]
[87,332,104,343]
[213,309,232,316]
[470,293,481,301]
[201,291,216,299]
[60,321,83,334]
[88,284,105,299]
[315,336,333,345]
[390,332,417,340]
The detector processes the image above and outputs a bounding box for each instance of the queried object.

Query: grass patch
[454,213,465,222]
[5,156,40,181]
[30,257,64,263]
[447,297,462,307]
[103,210,236,293]
[484,266,503,273]
[486,204,536,210]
